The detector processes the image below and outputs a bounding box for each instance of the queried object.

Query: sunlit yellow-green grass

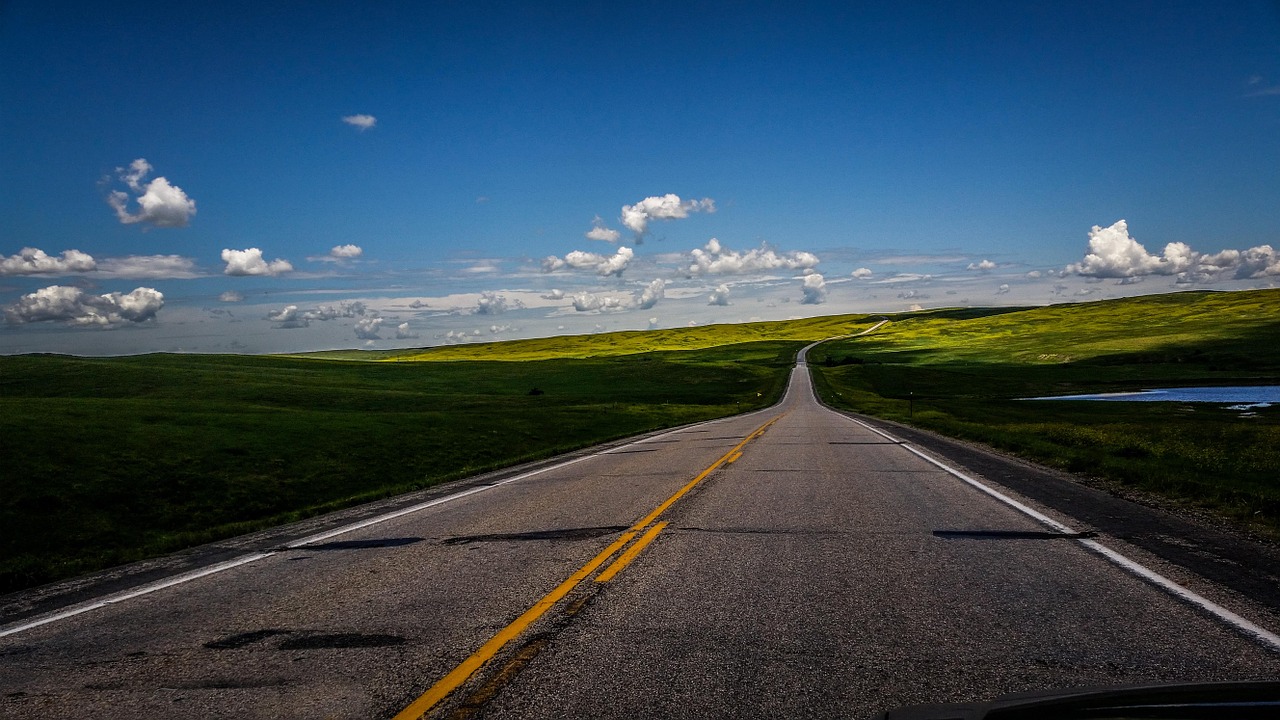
[810,288,1280,537]
[296,314,879,362]
[844,289,1277,370]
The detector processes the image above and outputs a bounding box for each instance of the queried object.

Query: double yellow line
[394,414,782,720]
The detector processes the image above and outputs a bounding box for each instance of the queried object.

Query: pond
[1024,386,1280,410]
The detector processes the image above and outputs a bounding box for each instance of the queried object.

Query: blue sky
[3,1,1279,354]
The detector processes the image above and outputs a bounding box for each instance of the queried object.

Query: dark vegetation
[809,289,1280,539]
[0,341,802,593]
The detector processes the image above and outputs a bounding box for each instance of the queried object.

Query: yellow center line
[392,531,636,720]
[629,414,782,531]
[594,522,668,583]
[395,413,783,719]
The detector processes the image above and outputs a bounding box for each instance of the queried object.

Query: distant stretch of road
[3,343,1279,719]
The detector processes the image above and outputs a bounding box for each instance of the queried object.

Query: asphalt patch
[442,526,628,545]
[204,629,292,649]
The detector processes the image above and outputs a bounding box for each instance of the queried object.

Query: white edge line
[836,412,1280,653]
[0,416,746,639]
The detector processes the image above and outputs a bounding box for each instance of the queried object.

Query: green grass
[809,289,1280,538]
[295,314,879,362]
[0,341,804,594]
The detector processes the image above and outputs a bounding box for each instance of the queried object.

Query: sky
[2,1,1279,355]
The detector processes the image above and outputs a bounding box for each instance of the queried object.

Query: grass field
[808,289,1280,538]
[0,340,815,594]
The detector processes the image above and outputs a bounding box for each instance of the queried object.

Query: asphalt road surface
[3,346,1279,719]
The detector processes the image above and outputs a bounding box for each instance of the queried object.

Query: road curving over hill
[3,343,1279,719]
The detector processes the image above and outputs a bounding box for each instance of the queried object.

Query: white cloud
[464,261,499,274]
[636,279,665,310]
[355,316,384,339]
[303,301,367,321]
[996,284,1011,295]
[571,292,624,312]
[395,322,418,339]
[541,289,565,300]
[0,247,96,275]
[967,259,997,271]
[620,194,715,236]
[342,114,377,131]
[1066,220,1193,278]
[875,273,933,284]
[4,285,163,326]
[851,267,873,279]
[219,291,244,303]
[1027,270,1043,279]
[800,272,827,304]
[708,284,731,306]
[267,305,309,329]
[97,255,199,279]
[543,246,634,277]
[330,244,363,259]
[107,159,196,228]
[1067,219,1280,282]
[688,238,819,275]
[475,291,522,315]
[222,248,294,276]
[585,216,622,243]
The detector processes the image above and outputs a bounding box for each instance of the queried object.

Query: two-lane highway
[3,346,1278,719]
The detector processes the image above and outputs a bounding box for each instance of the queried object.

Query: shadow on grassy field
[810,289,1280,540]
[0,341,804,594]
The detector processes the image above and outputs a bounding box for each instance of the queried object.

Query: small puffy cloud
[585,216,622,243]
[636,279,665,310]
[97,254,199,279]
[543,246,634,277]
[996,284,1011,295]
[267,305,309,329]
[851,267,873,279]
[967,259,997,271]
[571,292,624,312]
[800,273,827,305]
[395,322,418,339]
[0,247,96,275]
[4,285,163,326]
[708,284,731,306]
[222,248,294,276]
[342,114,377,131]
[303,301,367,321]
[620,194,715,236]
[107,159,196,228]
[355,316,383,339]
[475,291,522,315]
[330,244,363,259]
[219,291,244,302]
[688,238,819,275]
[1027,270,1043,279]
[648,317,659,329]
[541,289,565,300]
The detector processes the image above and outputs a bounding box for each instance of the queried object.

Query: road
[3,345,1279,719]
